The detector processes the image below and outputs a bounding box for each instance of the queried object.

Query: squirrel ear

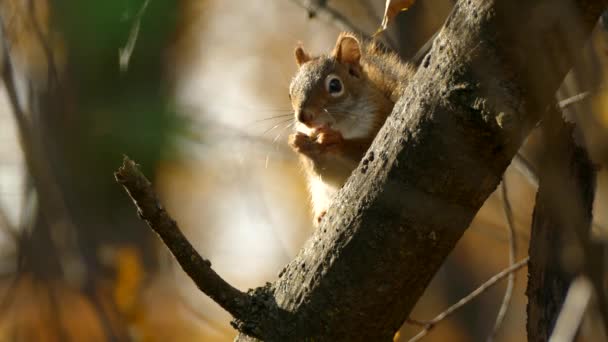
[333,33,361,66]
[295,46,311,67]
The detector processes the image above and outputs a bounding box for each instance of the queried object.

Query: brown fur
[288,32,415,225]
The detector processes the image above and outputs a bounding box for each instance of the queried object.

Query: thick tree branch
[114,157,253,321]
[526,105,605,340]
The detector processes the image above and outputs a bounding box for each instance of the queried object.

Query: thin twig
[27,0,60,87]
[406,317,428,327]
[488,177,517,341]
[578,286,608,341]
[412,31,438,66]
[114,157,252,318]
[289,0,367,36]
[408,257,530,342]
[357,0,398,50]
[119,0,151,72]
[512,152,538,188]
[1,15,84,281]
[558,91,590,110]
[550,276,593,342]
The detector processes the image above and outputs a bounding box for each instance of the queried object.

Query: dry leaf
[113,247,143,314]
[375,0,417,36]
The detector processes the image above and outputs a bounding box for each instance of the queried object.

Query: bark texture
[230,1,607,340]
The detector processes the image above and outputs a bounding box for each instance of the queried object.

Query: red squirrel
[288,32,415,225]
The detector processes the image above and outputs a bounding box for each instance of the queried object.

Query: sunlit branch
[114,157,252,319]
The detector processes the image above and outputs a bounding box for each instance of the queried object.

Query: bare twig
[289,0,399,51]
[550,276,593,342]
[357,0,398,51]
[512,152,538,188]
[408,257,530,342]
[411,31,438,66]
[119,0,151,72]
[558,91,590,110]
[1,13,83,281]
[27,0,60,86]
[488,177,517,341]
[289,0,367,36]
[114,157,252,318]
[579,287,608,341]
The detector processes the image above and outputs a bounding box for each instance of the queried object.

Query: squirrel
[288,32,415,225]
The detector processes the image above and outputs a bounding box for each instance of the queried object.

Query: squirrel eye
[324,74,344,97]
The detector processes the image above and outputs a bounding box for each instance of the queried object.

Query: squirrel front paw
[288,129,343,157]
[314,128,343,148]
[289,132,319,155]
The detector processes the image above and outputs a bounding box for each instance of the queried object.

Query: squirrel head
[289,32,391,139]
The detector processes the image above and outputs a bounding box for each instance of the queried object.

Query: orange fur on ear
[333,32,361,65]
[295,46,311,66]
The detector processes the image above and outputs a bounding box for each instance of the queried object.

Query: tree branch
[526,103,605,339]
[114,157,253,321]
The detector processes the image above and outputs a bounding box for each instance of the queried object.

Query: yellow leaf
[113,247,143,314]
[374,0,417,36]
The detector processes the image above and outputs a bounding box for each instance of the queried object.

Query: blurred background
[0,0,607,341]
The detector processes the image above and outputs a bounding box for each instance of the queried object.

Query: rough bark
[231,1,607,340]
[526,107,603,340]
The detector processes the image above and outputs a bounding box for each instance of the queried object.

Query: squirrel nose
[296,109,312,124]
[296,109,314,124]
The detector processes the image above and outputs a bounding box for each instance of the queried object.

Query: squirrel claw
[316,130,343,147]
[289,129,343,157]
[288,132,315,152]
